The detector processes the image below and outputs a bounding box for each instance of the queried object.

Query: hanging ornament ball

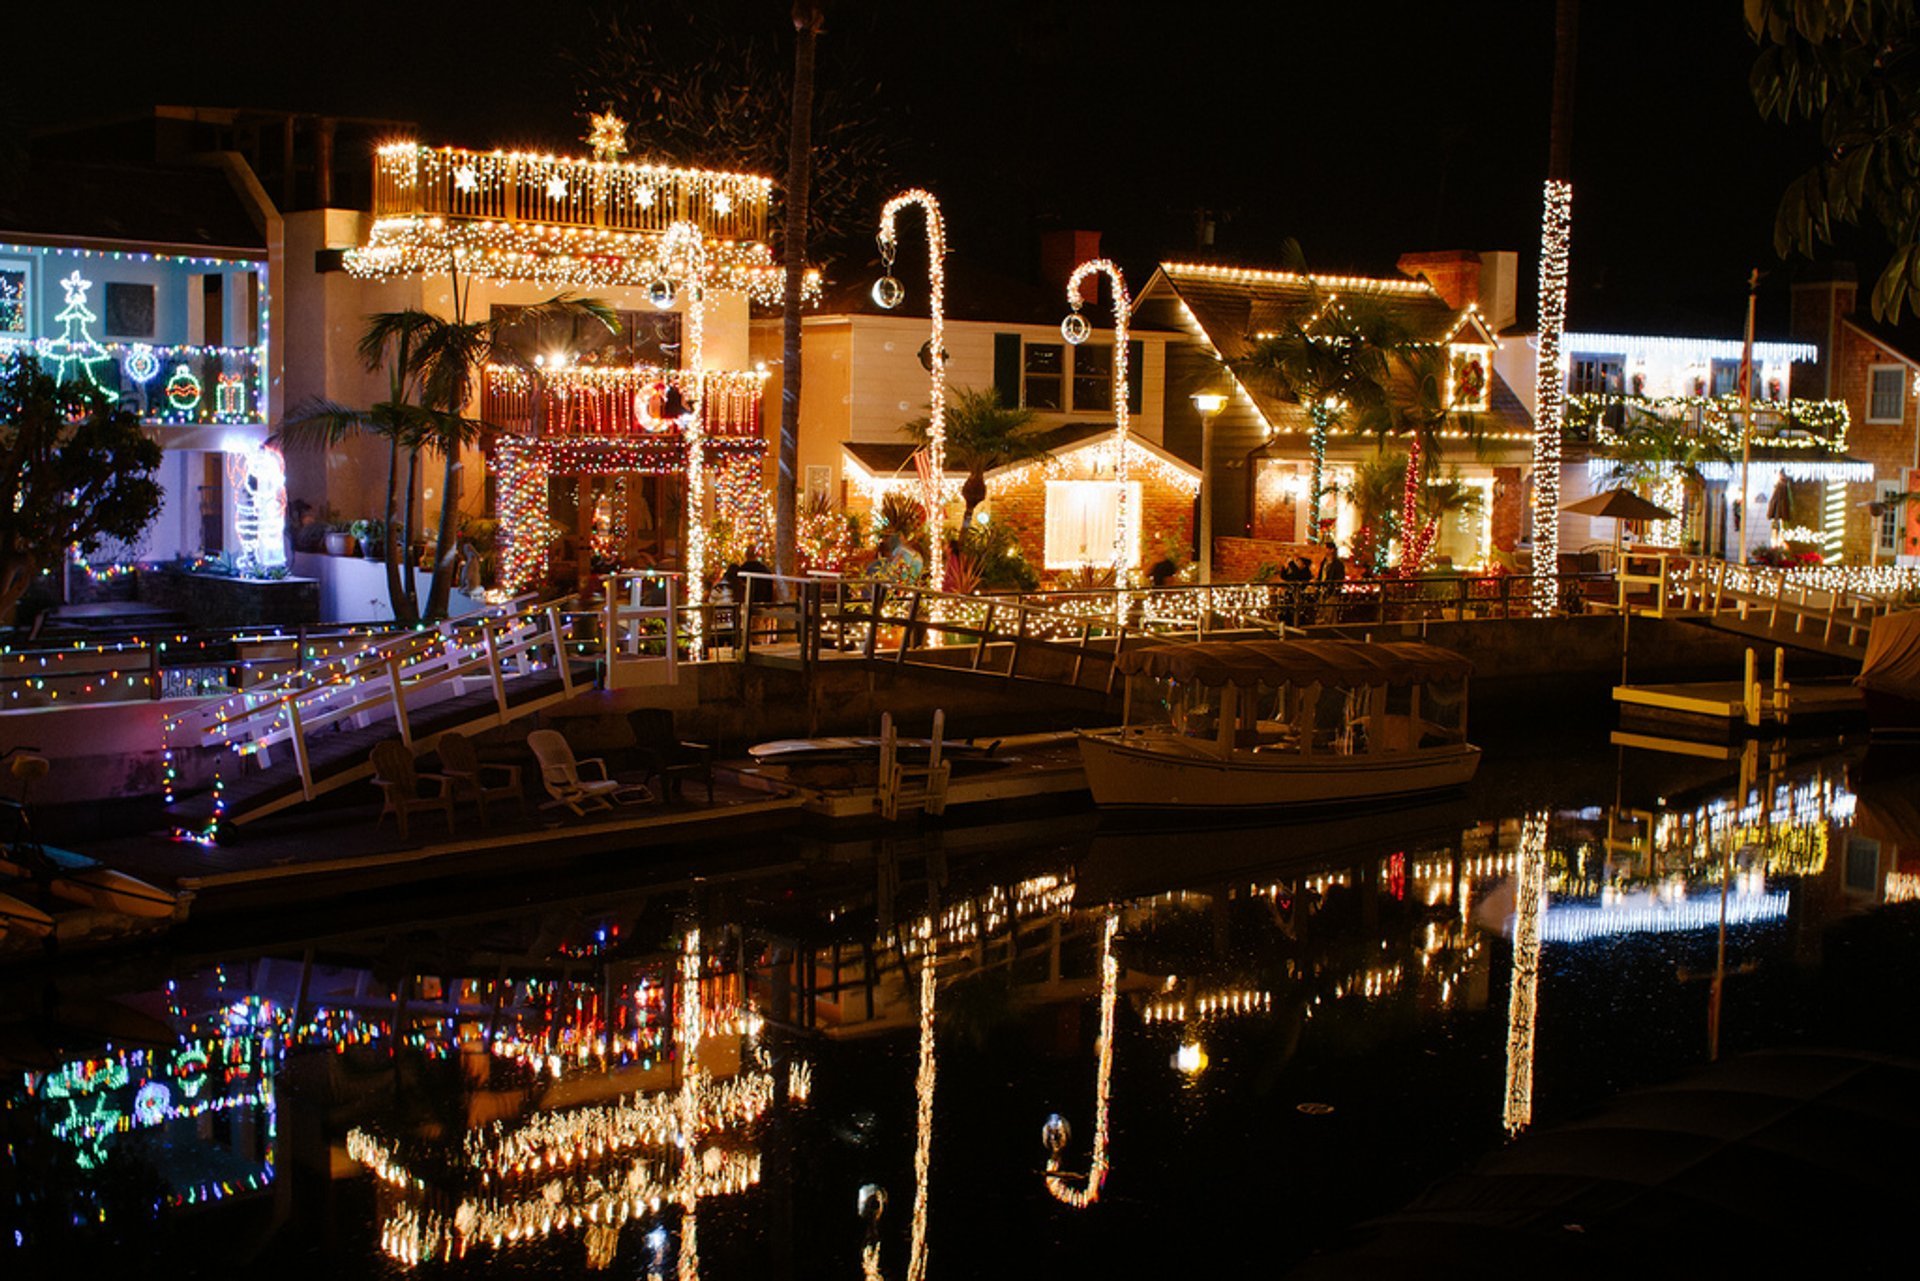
[648,279,677,310]
[1060,312,1093,346]
[1041,1113,1071,1154]
[856,1184,887,1225]
[917,340,949,373]
[124,347,160,383]
[871,275,906,310]
[165,364,203,412]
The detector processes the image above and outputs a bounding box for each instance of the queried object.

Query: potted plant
[324,523,356,557]
[351,518,385,561]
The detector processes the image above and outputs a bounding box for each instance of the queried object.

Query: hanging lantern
[872,275,905,310]
[1061,311,1092,346]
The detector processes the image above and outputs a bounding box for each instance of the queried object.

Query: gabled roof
[842,421,1199,483]
[1140,260,1533,438]
[0,158,266,254]
[1841,314,1920,368]
[1444,308,1499,347]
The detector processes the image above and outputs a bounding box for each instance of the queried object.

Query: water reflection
[3,740,1914,1275]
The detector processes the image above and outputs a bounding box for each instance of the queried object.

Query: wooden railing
[370,144,770,241]
[1660,555,1906,652]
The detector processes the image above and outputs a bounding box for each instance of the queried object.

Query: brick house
[1791,265,1920,564]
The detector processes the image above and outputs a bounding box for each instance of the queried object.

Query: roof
[843,422,1200,484]
[0,158,266,253]
[1144,260,1533,437]
[1842,313,1920,366]
[1114,638,1472,687]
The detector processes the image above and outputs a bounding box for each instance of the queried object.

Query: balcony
[370,143,770,243]
[481,363,766,447]
[0,337,265,424]
[1568,391,1850,455]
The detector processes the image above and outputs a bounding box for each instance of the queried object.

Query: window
[1869,366,1906,423]
[805,464,831,506]
[1568,355,1623,396]
[1044,480,1141,569]
[1710,358,1745,397]
[1072,343,1113,413]
[104,283,156,338]
[1023,343,1064,410]
[0,259,28,335]
[1876,480,1905,555]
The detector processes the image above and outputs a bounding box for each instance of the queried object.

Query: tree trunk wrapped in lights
[1532,0,1578,615]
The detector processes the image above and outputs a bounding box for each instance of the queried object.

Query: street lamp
[874,190,949,591]
[1063,260,1132,623]
[1191,390,1228,583]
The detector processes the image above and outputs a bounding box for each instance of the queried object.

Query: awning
[1857,608,1920,700]
[1114,639,1472,687]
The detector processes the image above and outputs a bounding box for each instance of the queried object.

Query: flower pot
[325,531,356,556]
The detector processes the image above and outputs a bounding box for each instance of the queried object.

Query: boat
[1857,608,1920,742]
[748,736,1002,764]
[1078,638,1481,811]
[0,890,55,942]
[0,843,178,919]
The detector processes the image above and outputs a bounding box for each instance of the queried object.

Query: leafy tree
[1604,408,1731,548]
[901,386,1050,532]
[1748,0,1920,318]
[0,355,163,621]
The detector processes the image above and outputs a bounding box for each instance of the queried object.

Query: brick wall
[1831,322,1918,559]
[1213,536,1323,580]
[1492,466,1523,553]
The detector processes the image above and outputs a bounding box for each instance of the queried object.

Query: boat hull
[1077,732,1481,811]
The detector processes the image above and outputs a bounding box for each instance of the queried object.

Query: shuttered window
[1869,366,1905,422]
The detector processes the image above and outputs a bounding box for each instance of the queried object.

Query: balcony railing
[1568,391,1850,453]
[371,143,771,242]
[481,364,766,443]
[0,338,265,424]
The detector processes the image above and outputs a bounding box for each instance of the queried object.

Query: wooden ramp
[168,581,683,827]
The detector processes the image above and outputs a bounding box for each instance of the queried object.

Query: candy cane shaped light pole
[1062,261,1131,623]
[873,190,949,590]
[660,221,711,657]
[1041,909,1119,1207]
[857,916,938,1281]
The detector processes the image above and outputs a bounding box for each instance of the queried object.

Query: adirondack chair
[369,741,456,841]
[435,731,525,822]
[626,708,714,803]
[527,729,652,816]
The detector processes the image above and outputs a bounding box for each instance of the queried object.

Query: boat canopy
[1857,608,1920,700]
[1114,639,1472,688]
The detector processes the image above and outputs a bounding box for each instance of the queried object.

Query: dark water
[5,715,1919,1279]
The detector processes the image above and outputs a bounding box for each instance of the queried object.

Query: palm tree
[1385,345,1485,570]
[1234,289,1404,536]
[901,386,1051,533]
[1604,409,1730,550]
[280,295,614,622]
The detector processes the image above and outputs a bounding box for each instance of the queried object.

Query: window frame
[1876,479,1905,555]
[1022,341,1065,411]
[0,257,32,337]
[1867,364,1907,424]
[1568,353,1624,397]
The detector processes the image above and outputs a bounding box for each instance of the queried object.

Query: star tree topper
[586,111,629,163]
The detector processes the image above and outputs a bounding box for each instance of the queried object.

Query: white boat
[0,844,178,919]
[1080,638,1481,812]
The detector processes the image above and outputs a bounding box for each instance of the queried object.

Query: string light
[1502,810,1548,1135]
[1531,178,1573,615]
[1043,910,1118,1209]
[877,190,950,590]
[1064,259,1134,618]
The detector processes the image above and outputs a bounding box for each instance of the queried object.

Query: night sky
[11,1,1863,334]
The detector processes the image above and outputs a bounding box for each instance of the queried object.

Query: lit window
[1044,480,1141,569]
[1869,367,1905,422]
[1448,345,1491,412]
[1876,480,1904,554]
[0,260,28,335]
[1568,355,1623,396]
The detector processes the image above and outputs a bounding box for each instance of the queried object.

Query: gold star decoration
[586,111,629,163]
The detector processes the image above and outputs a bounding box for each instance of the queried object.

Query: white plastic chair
[527,729,652,815]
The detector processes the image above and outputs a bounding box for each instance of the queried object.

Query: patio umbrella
[1767,474,1794,528]
[1562,487,1678,563]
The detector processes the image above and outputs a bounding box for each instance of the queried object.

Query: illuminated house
[754,232,1191,577]
[1492,323,1859,563]
[0,149,277,567]
[287,118,812,608]
[1790,265,1920,565]
[1133,251,1534,575]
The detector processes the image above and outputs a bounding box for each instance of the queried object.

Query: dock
[1614,644,1864,737]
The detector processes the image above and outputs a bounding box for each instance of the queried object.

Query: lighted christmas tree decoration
[44,270,111,387]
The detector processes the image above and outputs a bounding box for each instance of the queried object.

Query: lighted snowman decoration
[227,445,289,577]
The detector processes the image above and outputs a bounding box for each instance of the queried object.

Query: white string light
[876,190,949,591]
[1531,179,1573,615]
[1064,261,1133,620]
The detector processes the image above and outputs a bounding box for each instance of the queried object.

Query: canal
[4,710,1917,1278]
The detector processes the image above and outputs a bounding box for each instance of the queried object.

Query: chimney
[1397,250,1483,311]
[1477,251,1518,331]
[1040,229,1102,300]
[1789,262,1857,400]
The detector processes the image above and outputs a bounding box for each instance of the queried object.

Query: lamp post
[1191,391,1228,583]
[873,190,949,591]
[662,221,711,658]
[1062,260,1131,622]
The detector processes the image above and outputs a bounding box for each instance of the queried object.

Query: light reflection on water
[3,738,1917,1276]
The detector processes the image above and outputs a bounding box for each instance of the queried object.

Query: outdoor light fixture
[1192,389,1229,583]
[1173,1042,1209,1075]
